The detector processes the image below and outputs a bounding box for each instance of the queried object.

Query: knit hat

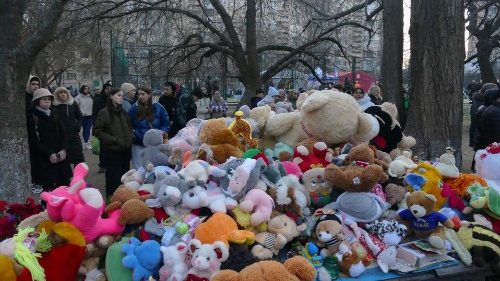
[32,88,54,102]
[267,87,279,97]
[120,82,136,95]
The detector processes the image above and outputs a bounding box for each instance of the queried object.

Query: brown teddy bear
[105,186,154,225]
[396,190,455,249]
[196,118,245,164]
[324,143,387,192]
[314,213,345,257]
[212,256,316,281]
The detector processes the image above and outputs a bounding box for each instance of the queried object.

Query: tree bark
[381,0,406,127]
[0,0,68,201]
[476,38,497,83]
[405,0,464,168]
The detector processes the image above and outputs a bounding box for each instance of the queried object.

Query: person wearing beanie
[469,83,498,147]
[121,82,137,113]
[353,87,374,111]
[25,75,41,115]
[75,85,94,149]
[128,86,170,169]
[94,88,133,196]
[27,88,72,193]
[53,87,85,166]
[480,88,500,148]
[92,81,112,173]
[257,86,280,109]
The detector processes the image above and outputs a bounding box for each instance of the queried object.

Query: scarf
[35,106,51,116]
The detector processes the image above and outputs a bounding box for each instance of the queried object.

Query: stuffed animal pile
[2,94,500,280]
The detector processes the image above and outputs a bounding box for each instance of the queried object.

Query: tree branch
[464,53,477,64]
[366,2,383,21]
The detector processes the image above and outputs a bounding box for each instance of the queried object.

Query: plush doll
[186,239,230,281]
[218,157,267,201]
[41,180,125,242]
[387,150,416,179]
[302,168,335,208]
[314,213,345,257]
[435,147,460,179]
[159,242,189,281]
[456,221,500,271]
[468,184,500,218]
[122,238,162,281]
[178,160,227,187]
[169,118,203,152]
[335,243,371,278]
[475,142,500,190]
[121,169,145,190]
[231,206,268,232]
[293,142,333,172]
[195,213,255,246]
[324,143,388,193]
[405,162,447,210]
[268,175,309,218]
[141,129,174,171]
[239,189,274,227]
[197,118,245,164]
[79,235,115,281]
[365,220,407,246]
[229,110,259,148]
[145,172,184,217]
[105,186,154,225]
[213,256,316,281]
[251,212,307,259]
[325,191,390,223]
[182,182,238,213]
[396,191,455,249]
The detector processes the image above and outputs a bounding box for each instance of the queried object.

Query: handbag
[91,136,100,155]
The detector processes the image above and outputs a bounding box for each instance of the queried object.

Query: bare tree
[405,0,465,166]
[466,0,500,83]
[81,0,376,105]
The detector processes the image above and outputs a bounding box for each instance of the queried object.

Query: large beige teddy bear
[250,90,379,149]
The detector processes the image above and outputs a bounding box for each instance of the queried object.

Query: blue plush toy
[122,237,162,281]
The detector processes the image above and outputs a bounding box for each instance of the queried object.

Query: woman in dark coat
[27,89,72,193]
[94,88,134,197]
[53,87,84,165]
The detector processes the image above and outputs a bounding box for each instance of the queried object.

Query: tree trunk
[405,0,464,168]
[476,38,497,83]
[381,0,406,127]
[0,1,32,202]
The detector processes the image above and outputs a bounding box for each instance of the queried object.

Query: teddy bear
[212,256,316,281]
[396,191,455,249]
[251,212,307,259]
[105,186,154,225]
[178,160,227,187]
[122,237,162,281]
[141,129,174,171]
[435,147,460,179]
[181,182,237,214]
[159,242,189,281]
[324,143,387,193]
[196,118,245,164]
[302,168,336,208]
[186,239,230,281]
[314,213,345,257]
[239,189,274,226]
[293,142,333,172]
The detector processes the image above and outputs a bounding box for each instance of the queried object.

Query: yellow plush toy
[231,206,267,233]
[405,162,446,210]
[229,111,259,149]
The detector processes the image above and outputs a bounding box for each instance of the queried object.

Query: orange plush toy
[229,111,259,149]
[194,213,255,246]
[197,119,245,164]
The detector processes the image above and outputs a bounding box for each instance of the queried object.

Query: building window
[66,72,77,80]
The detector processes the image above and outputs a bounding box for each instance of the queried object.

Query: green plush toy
[105,237,133,281]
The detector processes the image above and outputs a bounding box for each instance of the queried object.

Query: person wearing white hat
[256,86,280,110]
[27,88,72,193]
[121,82,137,113]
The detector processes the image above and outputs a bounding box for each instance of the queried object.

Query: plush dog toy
[396,191,454,249]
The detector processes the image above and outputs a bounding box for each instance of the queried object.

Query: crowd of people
[24,76,229,196]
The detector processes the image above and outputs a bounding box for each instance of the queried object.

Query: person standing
[209,90,228,118]
[175,86,197,130]
[53,87,85,166]
[121,82,137,113]
[193,87,211,120]
[469,83,497,147]
[94,89,133,197]
[128,87,170,169]
[367,84,383,105]
[480,89,500,147]
[158,81,177,135]
[250,89,265,109]
[257,87,280,110]
[27,89,72,193]
[25,75,41,114]
[353,87,374,111]
[75,85,94,149]
[92,81,112,173]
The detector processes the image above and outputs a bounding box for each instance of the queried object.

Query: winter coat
[53,95,84,164]
[122,97,135,113]
[128,102,170,146]
[27,107,72,187]
[92,88,109,124]
[257,95,276,108]
[158,94,176,122]
[369,94,383,105]
[94,105,133,152]
[357,94,375,111]
[175,90,197,128]
[196,97,211,120]
[481,101,500,147]
[74,93,93,116]
[25,75,41,115]
[250,97,262,109]
[470,91,483,124]
[209,98,228,118]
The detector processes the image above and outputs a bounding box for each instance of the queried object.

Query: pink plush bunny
[239,189,275,226]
